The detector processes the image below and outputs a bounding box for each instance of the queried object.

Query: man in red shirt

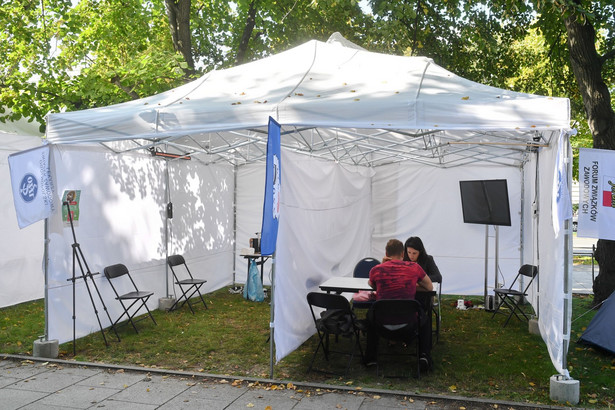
[365,239,434,370]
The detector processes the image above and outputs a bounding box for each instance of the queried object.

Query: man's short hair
[385,239,404,257]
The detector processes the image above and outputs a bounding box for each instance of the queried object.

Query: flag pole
[269,251,276,379]
[262,117,281,379]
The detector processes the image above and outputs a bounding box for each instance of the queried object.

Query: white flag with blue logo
[8,145,56,229]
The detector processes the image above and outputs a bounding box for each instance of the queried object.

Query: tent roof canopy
[45,34,570,168]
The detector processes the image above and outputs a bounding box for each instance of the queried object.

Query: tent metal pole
[164,160,170,297]
[484,225,489,306]
[520,166,525,267]
[232,165,238,284]
[269,251,276,379]
[494,225,499,289]
[44,217,50,340]
[562,133,573,373]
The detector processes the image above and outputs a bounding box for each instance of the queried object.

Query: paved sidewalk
[1,355,570,410]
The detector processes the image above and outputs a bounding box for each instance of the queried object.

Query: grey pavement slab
[291,390,365,410]
[109,373,192,405]
[31,383,120,409]
[223,386,306,410]
[8,368,95,394]
[86,398,158,410]
[0,375,21,388]
[77,368,148,389]
[0,360,51,379]
[0,387,49,410]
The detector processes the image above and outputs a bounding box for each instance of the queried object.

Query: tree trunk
[165,0,195,77]
[235,0,258,66]
[594,240,615,305]
[564,11,615,306]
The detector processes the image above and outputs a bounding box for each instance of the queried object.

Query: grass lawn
[1,289,613,408]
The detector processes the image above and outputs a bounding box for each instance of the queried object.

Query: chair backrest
[167,254,195,280]
[518,264,538,292]
[104,263,129,279]
[307,292,357,337]
[371,299,422,327]
[353,257,380,278]
[104,263,142,294]
[519,264,538,279]
[167,254,185,267]
[307,292,351,311]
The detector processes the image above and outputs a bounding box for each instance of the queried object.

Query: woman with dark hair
[403,236,442,283]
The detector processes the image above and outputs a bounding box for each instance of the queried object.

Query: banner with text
[578,148,615,240]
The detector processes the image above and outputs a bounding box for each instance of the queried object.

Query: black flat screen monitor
[459,179,511,226]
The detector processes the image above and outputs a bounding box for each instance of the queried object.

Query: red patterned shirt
[369,260,426,300]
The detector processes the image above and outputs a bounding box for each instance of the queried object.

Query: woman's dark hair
[403,236,428,266]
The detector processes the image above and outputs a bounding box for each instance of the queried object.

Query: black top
[420,255,442,283]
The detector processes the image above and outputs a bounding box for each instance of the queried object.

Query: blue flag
[260,117,281,255]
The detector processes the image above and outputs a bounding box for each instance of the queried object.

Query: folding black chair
[491,264,538,327]
[103,264,157,334]
[368,299,424,378]
[351,257,379,310]
[306,292,365,375]
[167,254,208,313]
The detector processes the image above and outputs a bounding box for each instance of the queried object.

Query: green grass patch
[573,255,596,266]
[1,289,613,408]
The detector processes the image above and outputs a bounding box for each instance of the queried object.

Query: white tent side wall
[46,144,234,343]
[534,132,574,377]
[274,149,374,361]
[167,157,235,292]
[235,163,272,285]
[0,133,45,308]
[370,162,524,295]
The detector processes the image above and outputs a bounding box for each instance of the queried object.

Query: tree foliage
[1,0,188,128]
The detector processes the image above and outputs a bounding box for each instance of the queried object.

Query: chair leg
[142,299,157,325]
[307,332,328,372]
[432,309,440,346]
[169,284,208,314]
[114,297,157,333]
[113,299,141,333]
[168,287,190,312]
[183,284,208,312]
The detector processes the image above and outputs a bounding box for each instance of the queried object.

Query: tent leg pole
[494,226,499,289]
[44,217,49,340]
[484,225,489,307]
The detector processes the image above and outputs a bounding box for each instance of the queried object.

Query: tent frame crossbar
[90,124,553,169]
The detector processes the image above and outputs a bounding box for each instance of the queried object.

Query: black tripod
[64,201,119,354]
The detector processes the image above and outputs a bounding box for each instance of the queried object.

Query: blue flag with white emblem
[260,117,281,255]
[8,145,56,229]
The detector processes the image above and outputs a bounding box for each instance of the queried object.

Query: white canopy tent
[1,117,45,308]
[41,34,573,377]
